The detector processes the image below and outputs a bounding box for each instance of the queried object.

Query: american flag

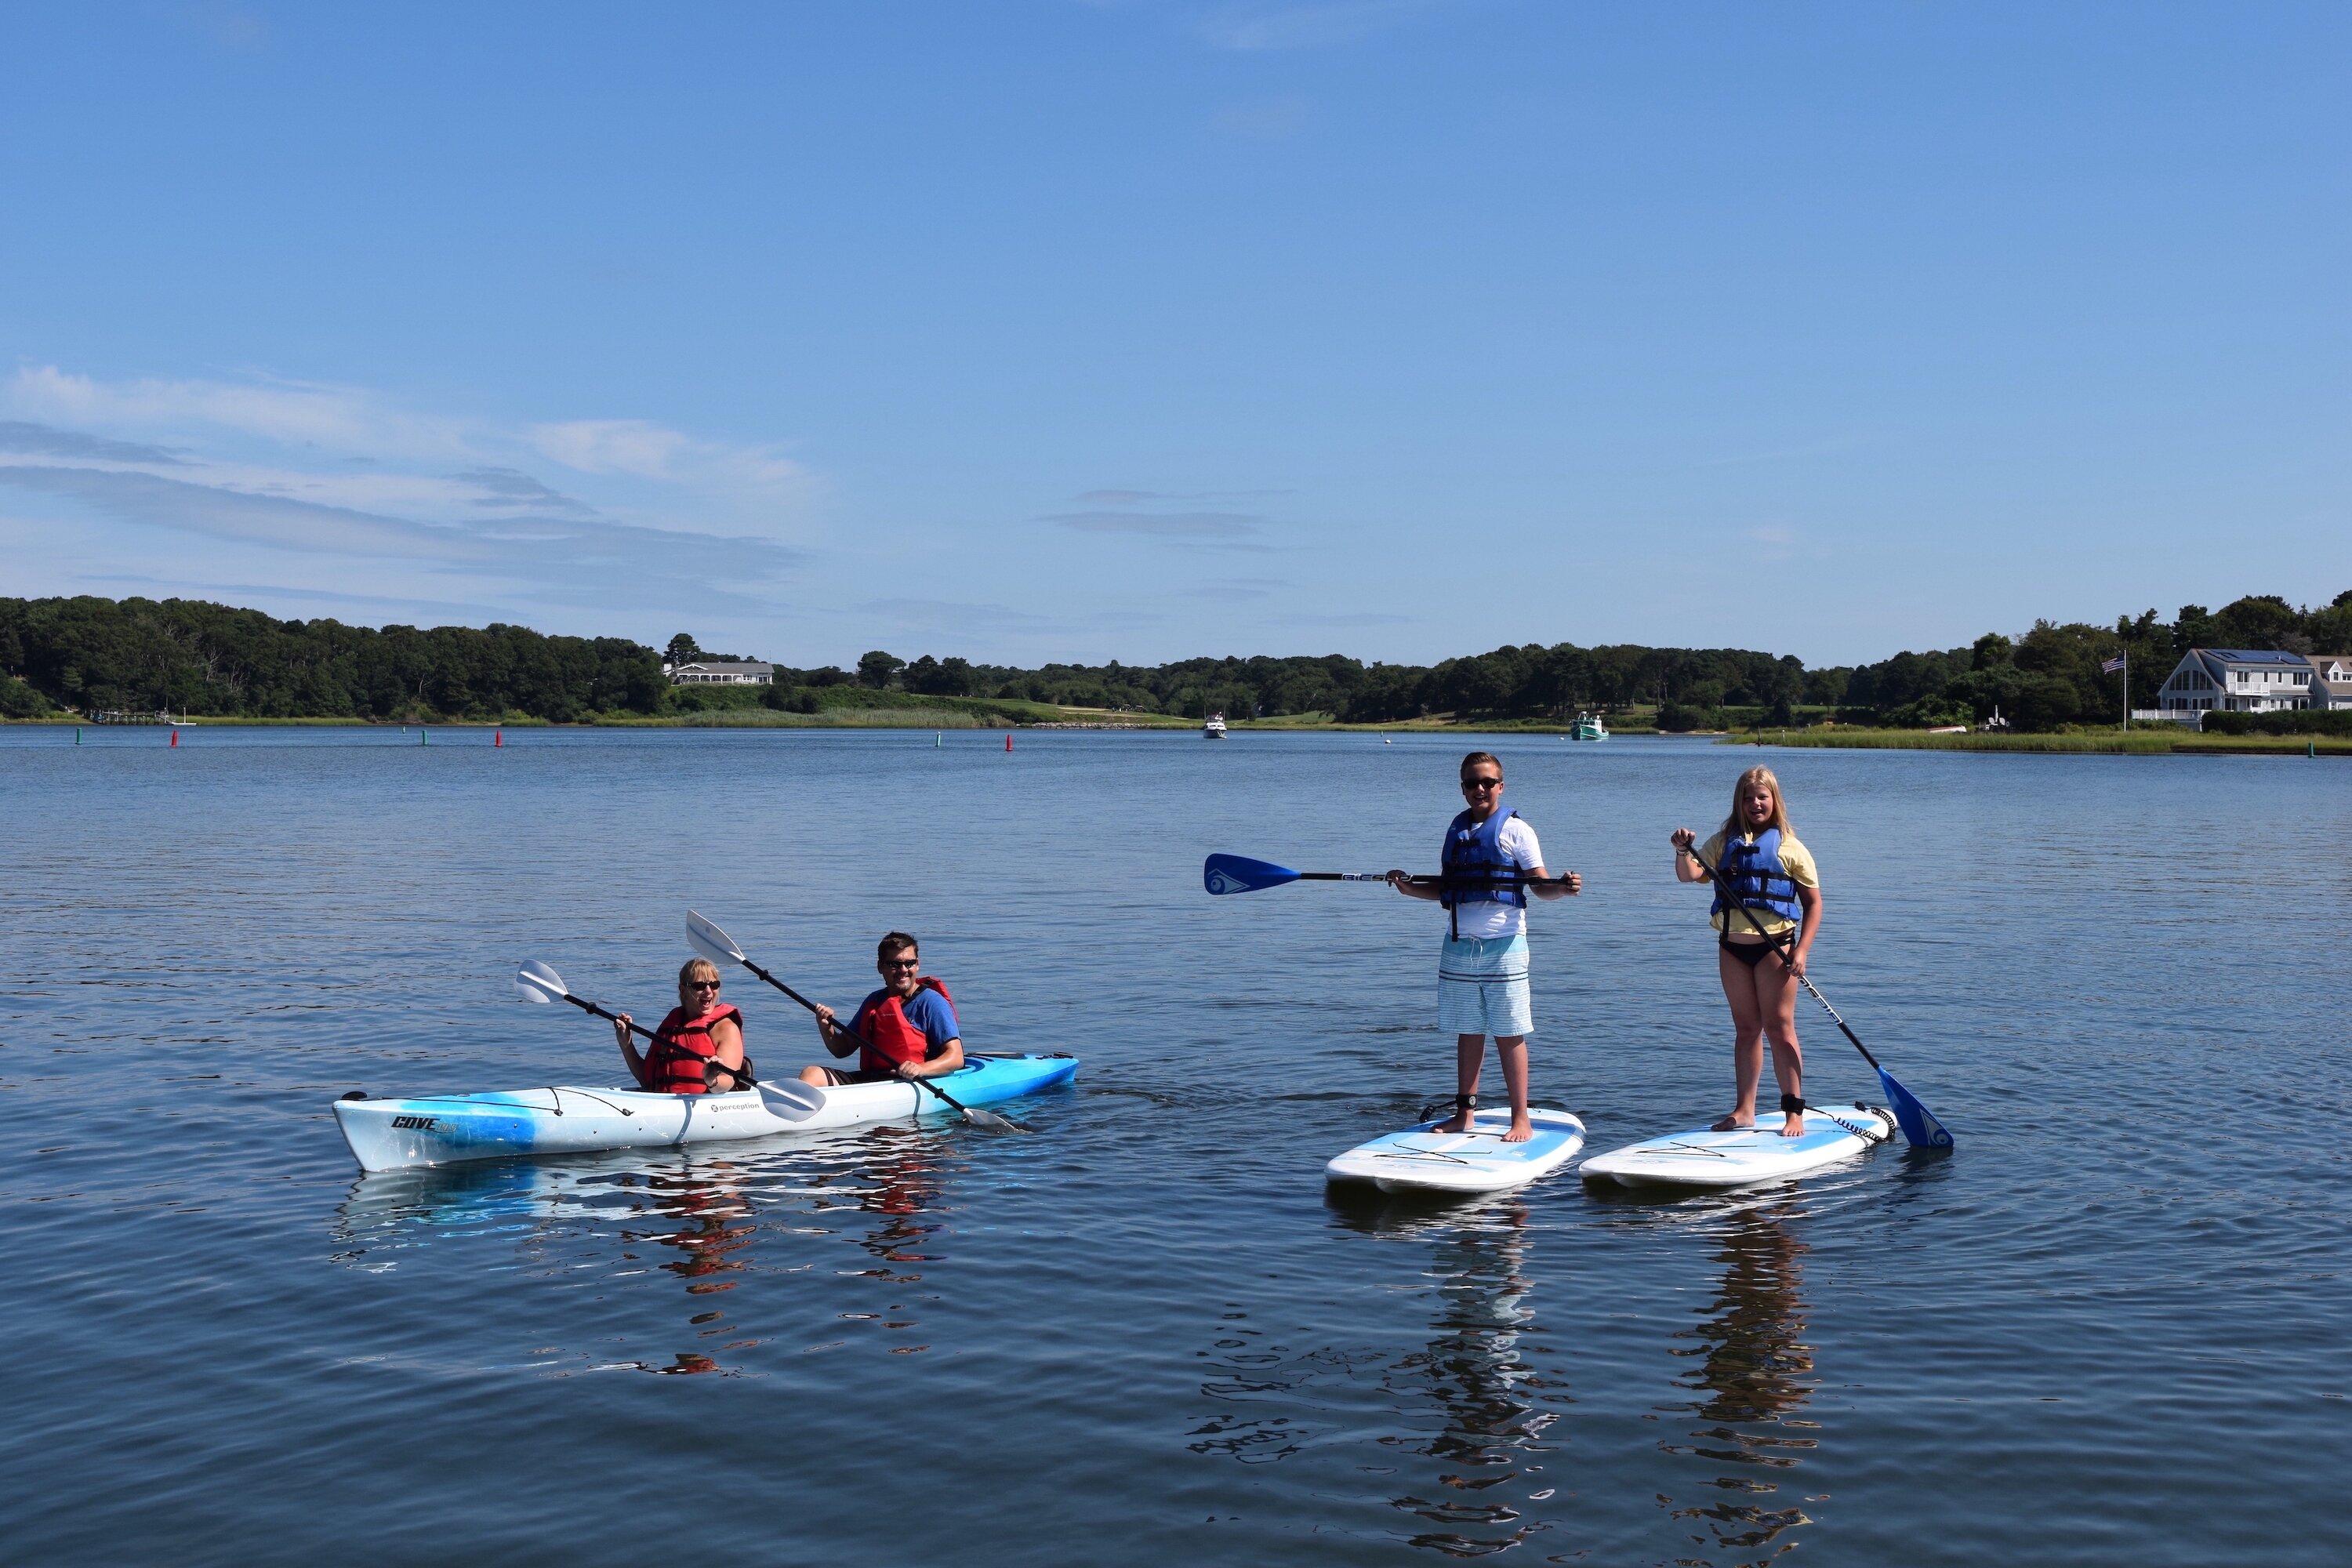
[2101,655,2127,673]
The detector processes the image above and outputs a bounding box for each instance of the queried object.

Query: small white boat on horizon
[1203,712,1228,739]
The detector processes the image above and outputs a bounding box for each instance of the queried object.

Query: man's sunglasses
[1462,776,1503,790]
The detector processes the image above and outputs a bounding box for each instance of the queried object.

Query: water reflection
[1357,1199,1559,1559]
[1654,1196,1818,1566]
[1190,1192,1569,1559]
[331,1126,964,1373]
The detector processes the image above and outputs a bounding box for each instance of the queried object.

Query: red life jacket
[858,978,955,1074]
[641,1004,744,1094]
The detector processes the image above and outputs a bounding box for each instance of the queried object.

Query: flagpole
[2122,651,2128,731]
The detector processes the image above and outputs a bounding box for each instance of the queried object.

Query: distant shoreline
[13,713,2343,755]
[1722,727,2350,757]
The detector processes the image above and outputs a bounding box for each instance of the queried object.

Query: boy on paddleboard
[1388,751,1579,1142]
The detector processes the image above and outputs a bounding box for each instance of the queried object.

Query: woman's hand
[1782,948,1809,979]
[813,1004,836,1031]
[1670,827,1696,850]
[1385,869,1411,895]
[611,1013,633,1047]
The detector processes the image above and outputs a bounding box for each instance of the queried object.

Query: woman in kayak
[611,958,751,1094]
[1670,765,1821,1136]
[801,931,966,1085]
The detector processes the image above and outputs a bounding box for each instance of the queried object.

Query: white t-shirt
[1444,816,1544,940]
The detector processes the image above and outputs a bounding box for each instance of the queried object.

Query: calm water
[2,727,2347,1566]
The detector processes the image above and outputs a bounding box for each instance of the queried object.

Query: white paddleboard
[1578,1105,1894,1190]
[1327,1108,1587,1195]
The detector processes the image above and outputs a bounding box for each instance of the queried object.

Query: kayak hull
[332,1053,1079,1172]
[1326,1107,1586,1195]
[1578,1105,1893,1190]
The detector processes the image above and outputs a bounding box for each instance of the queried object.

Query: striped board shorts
[1437,933,1533,1039]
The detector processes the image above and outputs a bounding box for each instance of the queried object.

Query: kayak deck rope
[376,1087,639,1118]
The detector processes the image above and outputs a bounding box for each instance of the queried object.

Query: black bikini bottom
[1719,938,1779,970]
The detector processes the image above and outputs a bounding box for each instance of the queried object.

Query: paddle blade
[962,1104,1025,1134]
[514,959,566,1005]
[686,909,748,967]
[1203,854,1301,895]
[1877,1066,1954,1149]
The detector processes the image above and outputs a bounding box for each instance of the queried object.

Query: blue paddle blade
[1203,853,1300,895]
[1877,1066,1954,1149]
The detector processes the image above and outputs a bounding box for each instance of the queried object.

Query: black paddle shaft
[1682,842,1884,1072]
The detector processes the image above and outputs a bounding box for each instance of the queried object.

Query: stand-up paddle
[514,958,758,1088]
[685,911,1022,1133]
[1204,853,1570,896]
[1680,849,1953,1150]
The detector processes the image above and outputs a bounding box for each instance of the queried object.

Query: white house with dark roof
[2308,655,2352,711]
[666,660,774,686]
[2154,648,2332,720]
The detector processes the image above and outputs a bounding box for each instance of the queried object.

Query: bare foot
[1503,1116,1534,1143]
[1711,1112,1755,1132]
[1435,1112,1472,1134]
[1780,1111,1806,1138]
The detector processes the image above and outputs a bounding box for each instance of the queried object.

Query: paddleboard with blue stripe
[1579,1104,1893,1190]
[1326,1107,1587,1195]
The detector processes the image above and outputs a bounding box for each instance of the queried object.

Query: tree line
[4,590,2347,728]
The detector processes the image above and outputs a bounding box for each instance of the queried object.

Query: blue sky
[2,2,2344,668]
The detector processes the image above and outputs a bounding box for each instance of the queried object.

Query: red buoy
[1004,731,1013,752]
[494,729,503,748]
[169,728,178,748]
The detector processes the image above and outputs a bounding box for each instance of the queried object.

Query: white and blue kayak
[332,1053,1079,1172]
[1579,1104,1893,1190]
[1326,1108,1587,1195]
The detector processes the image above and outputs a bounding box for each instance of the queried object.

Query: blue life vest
[1711,828,1805,930]
[1441,808,1526,936]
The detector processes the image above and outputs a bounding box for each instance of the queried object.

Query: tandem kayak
[332,1053,1080,1172]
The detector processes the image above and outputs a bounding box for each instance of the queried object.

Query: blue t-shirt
[849,986,961,1059]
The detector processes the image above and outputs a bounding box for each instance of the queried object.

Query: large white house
[2153,648,2351,720]
[666,660,775,687]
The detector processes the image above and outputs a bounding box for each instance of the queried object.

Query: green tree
[857,650,906,689]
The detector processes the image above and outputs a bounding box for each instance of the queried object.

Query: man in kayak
[800,932,968,1085]
[1388,751,1580,1142]
[611,957,751,1094]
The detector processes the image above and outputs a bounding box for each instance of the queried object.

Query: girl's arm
[1669,828,1707,882]
[1786,884,1822,976]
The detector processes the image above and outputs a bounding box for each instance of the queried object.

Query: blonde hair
[1722,764,1791,840]
[677,956,722,1005]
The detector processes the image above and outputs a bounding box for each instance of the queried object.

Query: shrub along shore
[5,589,2350,744]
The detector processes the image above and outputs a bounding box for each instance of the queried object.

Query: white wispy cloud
[1045,509,1266,541]
[0,365,817,622]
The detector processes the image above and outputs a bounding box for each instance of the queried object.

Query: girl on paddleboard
[1671,765,1821,1136]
